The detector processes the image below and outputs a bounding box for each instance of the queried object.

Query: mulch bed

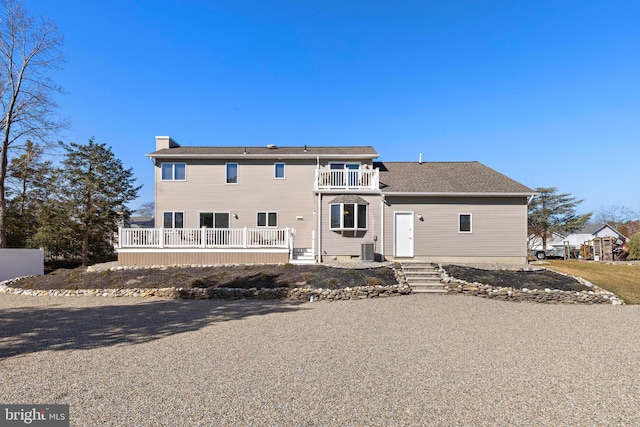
[9,263,591,294]
[443,265,590,292]
[11,264,398,291]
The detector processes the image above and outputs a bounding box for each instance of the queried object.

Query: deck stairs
[401,262,445,293]
[290,248,317,265]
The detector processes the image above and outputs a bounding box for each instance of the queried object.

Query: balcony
[315,167,379,191]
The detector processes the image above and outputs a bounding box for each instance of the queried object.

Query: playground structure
[577,237,617,261]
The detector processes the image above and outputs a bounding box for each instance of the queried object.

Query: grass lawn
[545,260,640,304]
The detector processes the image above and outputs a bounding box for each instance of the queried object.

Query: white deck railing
[315,168,379,190]
[118,227,293,249]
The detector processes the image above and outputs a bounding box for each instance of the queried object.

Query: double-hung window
[161,163,186,181]
[163,211,184,228]
[459,214,472,233]
[226,163,238,184]
[274,162,285,179]
[257,212,278,227]
[330,203,367,230]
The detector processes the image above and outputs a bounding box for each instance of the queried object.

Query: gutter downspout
[317,192,322,263]
[380,195,385,261]
[526,194,536,260]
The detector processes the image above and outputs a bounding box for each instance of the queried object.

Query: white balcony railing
[315,168,379,191]
[118,227,294,249]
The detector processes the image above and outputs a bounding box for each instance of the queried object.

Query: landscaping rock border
[0,262,625,304]
[1,262,410,301]
[0,278,412,301]
[439,265,625,305]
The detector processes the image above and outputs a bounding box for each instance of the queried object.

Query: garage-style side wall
[383,196,529,264]
[155,159,318,248]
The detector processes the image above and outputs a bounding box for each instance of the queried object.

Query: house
[117,136,535,266]
[126,216,155,228]
[561,223,628,248]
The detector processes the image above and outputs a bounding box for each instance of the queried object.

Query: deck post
[159,227,165,248]
[201,227,206,248]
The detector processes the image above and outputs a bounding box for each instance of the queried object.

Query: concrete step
[291,248,316,264]
[400,262,445,293]
[403,265,439,270]
[289,258,317,265]
[408,279,443,285]
[404,272,441,279]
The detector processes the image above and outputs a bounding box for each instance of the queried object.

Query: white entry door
[394,212,414,257]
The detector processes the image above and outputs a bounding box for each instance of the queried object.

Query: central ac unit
[361,243,375,262]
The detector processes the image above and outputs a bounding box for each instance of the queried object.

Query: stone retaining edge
[0,279,412,301]
[438,264,625,305]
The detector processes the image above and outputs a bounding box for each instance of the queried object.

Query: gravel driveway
[1,293,639,426]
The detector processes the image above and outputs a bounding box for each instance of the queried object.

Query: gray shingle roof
[576,224,607,235]
[329,195,369,205]
[575,223,626,238]
[148,146,378,158]
[376,161,534,194]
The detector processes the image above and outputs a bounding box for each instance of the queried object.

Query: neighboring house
[561,223,628,248]
[126,216,155,228]
[117,136,535,266]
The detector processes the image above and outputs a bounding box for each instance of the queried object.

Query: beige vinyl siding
[155,159,317,247]
[383,196,528,258]
[118,250,289,266]
[320,194,383,257]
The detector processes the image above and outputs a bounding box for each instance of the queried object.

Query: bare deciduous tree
[0,0,65,247]
[593,205,637,230]
[135,201,155,217]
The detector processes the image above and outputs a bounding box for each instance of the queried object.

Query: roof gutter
[145,153,378,160]
[381,191,538,197]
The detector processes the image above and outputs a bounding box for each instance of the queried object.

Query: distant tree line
[6,138,140,265]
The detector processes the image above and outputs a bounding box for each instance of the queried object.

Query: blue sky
[26,0,640,215]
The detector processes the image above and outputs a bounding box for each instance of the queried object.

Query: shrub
[628,232,640,260]
[188,278,209,288]
[325,278,340,289]
[301,273,315,282]
[365,276,383,286]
